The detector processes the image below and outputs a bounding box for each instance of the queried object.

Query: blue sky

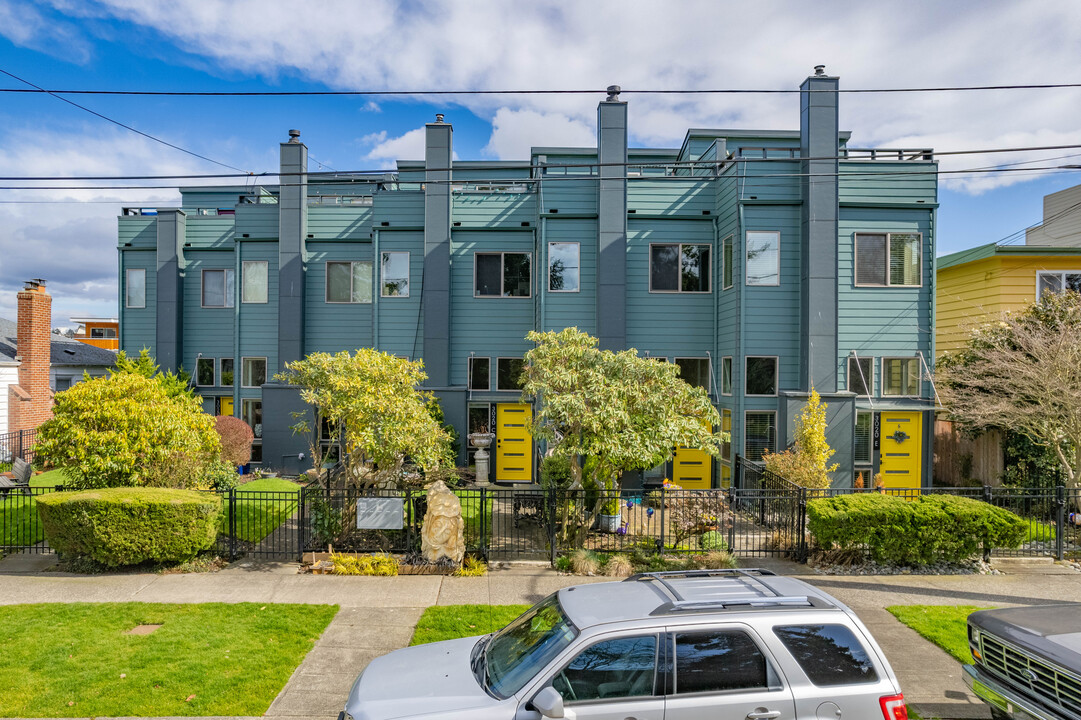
[1,0,1080,324]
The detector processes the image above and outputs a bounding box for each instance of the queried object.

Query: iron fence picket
[0,485,58,554]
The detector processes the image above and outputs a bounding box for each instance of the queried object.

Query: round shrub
[36,487,221,567]
[698,530,728,551]
[214,415,254,467]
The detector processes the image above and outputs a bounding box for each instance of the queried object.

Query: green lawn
[0,602,337,718]
[457,492,493,544]
[887,605,992,664]
[223,478,301,544]
[410,604,530,646]
[1,471,65,549]
[31,469,69,487]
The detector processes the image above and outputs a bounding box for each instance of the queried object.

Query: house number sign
[872,413,881,450]
[356,497,404,530]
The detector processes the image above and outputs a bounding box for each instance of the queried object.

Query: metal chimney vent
[435,113,445,123]
[606,85,621,102]
[288,129,301,143]
[814,65,826,76]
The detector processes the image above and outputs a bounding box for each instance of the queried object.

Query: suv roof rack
[626,568,830,615]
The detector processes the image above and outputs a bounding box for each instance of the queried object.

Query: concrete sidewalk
[2,553,1078,720]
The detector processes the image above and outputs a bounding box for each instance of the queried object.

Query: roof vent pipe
[814,65,826,76]
[606,85,621,102]
[435,113,444,123]
[288,129,301,143]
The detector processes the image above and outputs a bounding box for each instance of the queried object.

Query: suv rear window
[674,630,769,694]
[773,625,878,686]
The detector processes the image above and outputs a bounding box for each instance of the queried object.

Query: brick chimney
[8,279,53,431]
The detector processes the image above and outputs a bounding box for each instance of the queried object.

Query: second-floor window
[847,356,873,396]
[220,358,234,386]
[497,357,525,390]
[882,357,920,396]
[1036,270,1081,299]
[721,356,733,395]
[746,231,780,286]
[202,268,235,308]
[242,261,268,303]
[650,244,710,292]
[327,261,373,303]
[126,268,146,308]
[676,358,711,393]
[745,356,778,396]
[468,357,490,391]
[196,357,215,387]
[855,232,921,287]
[89,327,117,339]
[476,252,532,297]
[548,242,580,292]
[381,252,410,297]
[242,357,267,388]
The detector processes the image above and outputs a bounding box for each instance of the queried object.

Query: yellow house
[937,244,1081,357]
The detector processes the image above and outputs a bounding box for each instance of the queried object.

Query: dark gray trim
[597,99,628,351]
[278,139,307,373]
[424,121,453,386]
[155,209,185,372]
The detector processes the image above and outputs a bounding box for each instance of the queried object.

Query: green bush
[206,460,240,492]
[807,493,1027,565]
[698,530,728,551]
[36,487,221,567]
[540,455,573,489]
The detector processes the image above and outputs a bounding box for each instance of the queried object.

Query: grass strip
[0,602,337,718]
[411,604,530,646]
[886,604,993,664]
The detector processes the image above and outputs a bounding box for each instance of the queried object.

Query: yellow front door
[879,411,923,489]
[220,396,234,416]
[496,403,533,483]
[673,445,712,489]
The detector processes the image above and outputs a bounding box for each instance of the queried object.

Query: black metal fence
[0,486,56,554]
[0,428,38,473]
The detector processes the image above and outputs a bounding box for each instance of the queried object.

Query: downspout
[712,216,719,400]
[372,228,380,349]
[737,203,746,476]
[233,240,241,416]
[117,251,124,354]
[539,216,547,332]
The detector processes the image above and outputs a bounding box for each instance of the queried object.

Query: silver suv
[341,569,908,720]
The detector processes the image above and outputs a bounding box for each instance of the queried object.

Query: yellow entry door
[496,403,533,483]
[878,411,923,489]
[673,446,712,489]
[220,396,234,416]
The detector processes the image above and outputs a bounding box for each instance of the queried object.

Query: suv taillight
[880,694,908,720]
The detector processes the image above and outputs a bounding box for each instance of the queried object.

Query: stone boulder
[420,480,465,564]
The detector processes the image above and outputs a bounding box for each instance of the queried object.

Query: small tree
[522,328,724,537]
[278,349,454,488]
[940,291,1081,489]
[215,415,254,467]
[107,348,194,400]
[763,388,838,489]
[36,372,221,490]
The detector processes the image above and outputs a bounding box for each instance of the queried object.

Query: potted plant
[598,485,622,533]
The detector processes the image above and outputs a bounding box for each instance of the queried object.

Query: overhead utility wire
[0,68,249,174]
[6,142,1081,182]
[3,82,1081,96]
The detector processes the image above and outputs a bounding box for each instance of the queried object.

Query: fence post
[1056,484,1066,562]
[547,488,557,567]
[983,484,993,506]
[726,487,736,552]
[296,487,306,563]
[480,487,488,559]
[228,489,237,561]
[405,488,413,554]
[798,487,808,563]
[15,429,23,461]
[658,486,666,555]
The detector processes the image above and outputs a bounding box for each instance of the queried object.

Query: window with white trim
[475,252,532,297]
[745,231,779,286]
[745,356,778,396]
[854,411,873,464]
[855,232,921,287]
[196,357,215,387]
[744,411,776,462]
[548,242,580,292]
[125,268,146,308]
[241,357,267,388]
[721,409,732,462]
[242,399,263,440]
[722,235,734,289]
[1036,270,1081,300]
[468,357,490,391]
[649,244,710,292]
[882,357,920,397]
[496,357,525,390]
[381,252,410,297]
[721,356,732,396]
[242,261,268,303]
[90,327,117,339]
[847,356,873,397]
[675,358,710,393]
[201,268,235,308]
[220,358,234,387]
[327,261,373,303]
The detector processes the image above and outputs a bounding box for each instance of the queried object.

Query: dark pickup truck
[965,604,1081,720]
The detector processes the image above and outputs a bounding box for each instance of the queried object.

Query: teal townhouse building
[117,68,938,489]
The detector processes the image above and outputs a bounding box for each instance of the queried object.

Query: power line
[0,68,250,174]
[3,82,1081,97]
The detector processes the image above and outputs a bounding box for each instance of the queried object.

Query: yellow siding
[936,254,1081,356]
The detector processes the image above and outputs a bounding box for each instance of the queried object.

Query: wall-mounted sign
[356,497,404,530]
[872,413,881,451]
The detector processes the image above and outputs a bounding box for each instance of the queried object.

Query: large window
[220,358,234,387]
[854,411,873,464]
[381,252,410,297]
[468,357,490,391]
[745,231,779,286]
[723,235,734,289]
[552,635,657,703]
[242,261,268,303]
[649,244,710,292]
[195,357,215,387]
[674,630,770,694]
[476,252,532,297]
[721,356,732,396]
[327,261,373,303]
[847,356,873,396]
[1036,270,1081,299]
[125,268,146,308]
[854,232,921,287]
[676,358,711,393]
[90,327,117,339]
[774,625,878,687]
[241,357,267,388]
[745,356,778,396]
[744,411,775,462]
[201,268,235,308]
[497,358,525,391]
[548,242,580,292]
[882,357,920,397]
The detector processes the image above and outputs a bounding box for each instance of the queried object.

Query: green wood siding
[540,178,597,216]
[118,217,156,249]
[237,242,279,381]
[544,218,596,335]
[739,160,801,202]
[235,205,279,239]
[305,241,374,353]
[627,180,713,216]
[119,249,156,355]
[373,192,424,228]
[308,207,372,240]
[182,250,236,374]
[839,163,936,204]
[452,193,536,228]
[376,231,424,359]
[185,217,234,249]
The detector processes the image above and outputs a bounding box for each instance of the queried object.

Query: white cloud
[0,0,92,62]
[362,127,426,164]
[484,108,596,160]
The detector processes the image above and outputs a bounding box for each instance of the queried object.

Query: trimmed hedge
[36,487,221,567]
[807,493,1027,565]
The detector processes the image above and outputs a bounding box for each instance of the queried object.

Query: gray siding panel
[541,178,598,215]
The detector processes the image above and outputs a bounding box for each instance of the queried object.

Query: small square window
[721,356,732,396]
[548,242,580,292]
[497,358,525,391]
[744,411,776,462]
[675,358,710,393]
[745,356,778,396]
[196,357,216,387]
[328,261,373,303]
[241,357,267,388]
[882,357,920,397]
[855,232,922,287]
[220,358,234,387]
[468,357,490,391]
[242,261,268,303]
[745,231,779,286]
[475,253,532,297]
[126,268,146,308]
[649,244,711,293]
[202,268,235,308]
[847,356,873,396]
[381,252,410,297]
